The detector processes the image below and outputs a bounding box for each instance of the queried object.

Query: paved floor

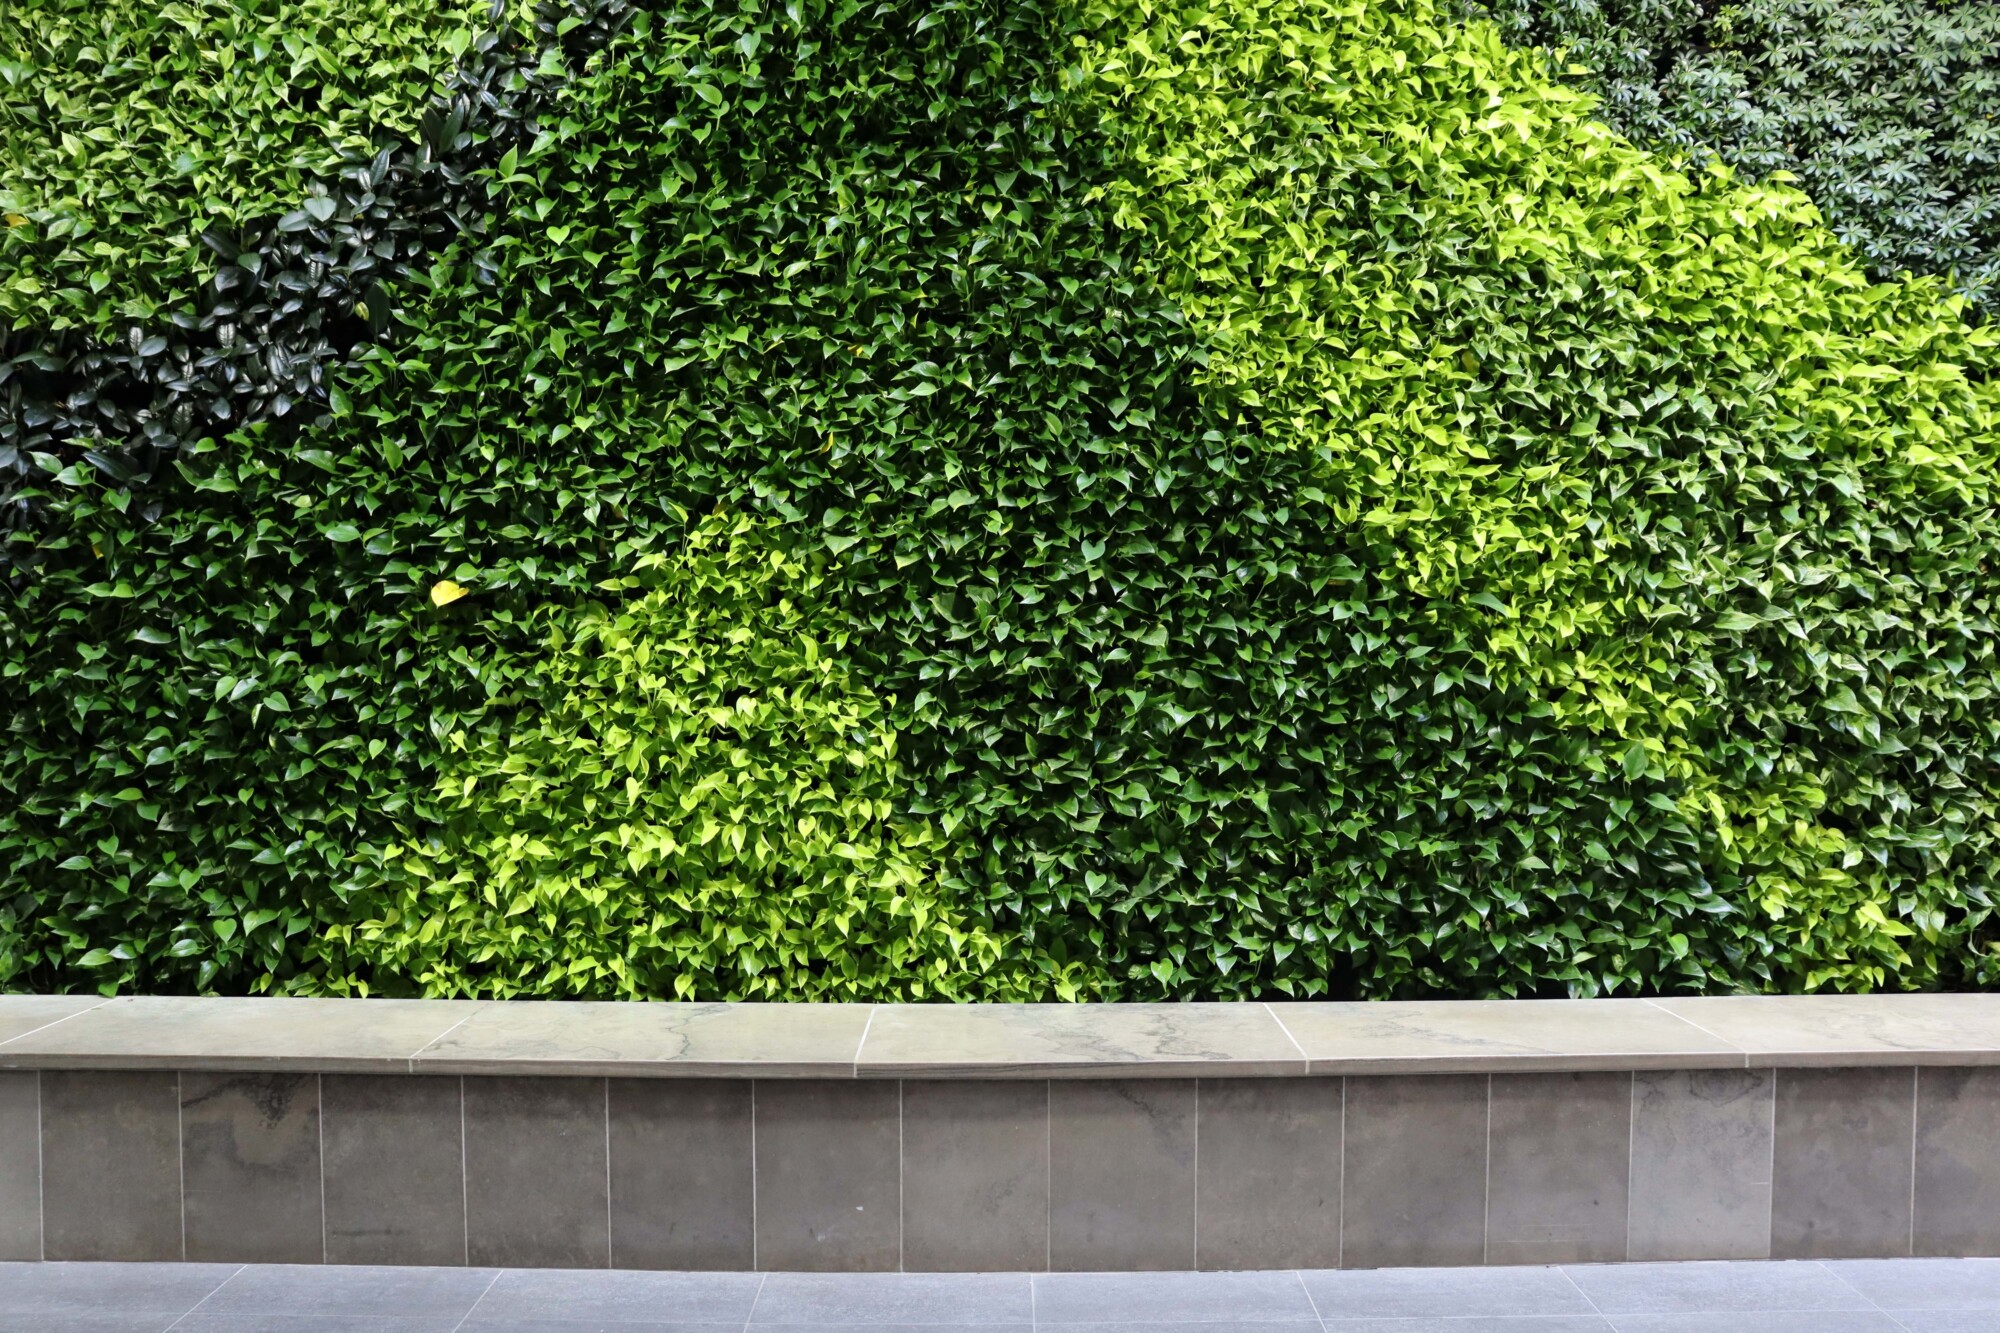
[1,1258,1995,1333]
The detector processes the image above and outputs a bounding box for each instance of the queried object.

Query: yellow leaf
[430,579,470,607]
[3,214,25,228]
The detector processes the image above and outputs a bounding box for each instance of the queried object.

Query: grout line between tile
[605,1076,614,1269]
[750,1079,759,1273]
[176,1070,187,1262]
[1335,1076,1345,1270]
[1638,997,1751,1067]
[1766,1067,1779,1258]
[159,1261,245,1333]
[317,1072,328,1264]
[1557,1266,1610,1324]
[1623,1070,1636,1262]
[1817,1257,1912,1330]
[407,1003,487,1071]
[1294,1269,1330,1333]
[448,1266,505,1333]
[34,1070,43,1262]
[1192,1077,1200,1272]
[0,996,117,1054]
[460,1076,470,1267]
[897,1077,905,1273]
[1907,1066,1919,1257]
[1481,1072,1492,1267]
[1044,1079,1052,1276]
[742,1268,768,1333]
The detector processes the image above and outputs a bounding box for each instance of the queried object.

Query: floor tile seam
[156,1261,246,1332]
[447,1266,506,1332]
[1292,1268,1329,1333]
[0,997,118,1055]
[1635,999,1750,1067]
[404,1003,490,1070]
[1556,1265,1610,1323]
[1817,1258,1913,1329]
[741,1264,769,1329]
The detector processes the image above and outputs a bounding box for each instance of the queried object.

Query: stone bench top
[1,993,1997,1077]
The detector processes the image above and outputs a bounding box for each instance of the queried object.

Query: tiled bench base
[3,1066,1996,1271]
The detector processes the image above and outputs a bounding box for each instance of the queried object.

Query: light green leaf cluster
[313,511,1085,1000]
[0,0,496,330]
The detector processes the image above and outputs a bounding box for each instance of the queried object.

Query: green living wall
[3,0,1998,1000]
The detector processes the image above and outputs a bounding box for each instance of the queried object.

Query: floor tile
[752,1325,1034,1333]
[6,1317,183,1333]
[460,1323,743,1333]
[468,1269,764,1324]
[1303,1265,1596,1318]
[1884,1315,2000,1333]
[1311,1321,1613,1332]
[0,1261,240,1315]
[1033,1270,1318,1322]
[750,1272,1031,1324]
[173,1317,466,1332]
[195,1264,499,1317]
[1820,1257,2000,1310]
[1037,1323,1324,1333]
[1605,1314,1905,1332]
[1563,1260,1874,1314]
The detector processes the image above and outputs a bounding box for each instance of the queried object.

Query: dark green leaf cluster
[2,0,1997,1000]
[1461,0,2000,317]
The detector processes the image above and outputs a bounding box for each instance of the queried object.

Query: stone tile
[468,1324,742,1333]
[856,1004,1303,1078]
[609,1079,753,1270]
[900,1081,1048,1272]
[1194,1077,1340,1269]
[1628,1068,1774,1261]
[0,997,477,1073]
[1652,994,2000,1067]
[1032,1271,1318,1322]
[469,1269,763,1323]
[321,1075,465,1266]
[751,1272,1032,1323]
[1036,1324,1325,1333]
[175,1316,467,1332]
[1047,1080,1197,1271]
[0,1261,237,1315]
[1582,1318,1898,1333]
[1822,1257,2000,1311]
[0,1072,39,1259]
[415,1002,867,1078]
[463,1077,609,1268]
[753,1080,900,1271]
[1914,1068,2000,1257]
[1884,1316,2000,1333]
[1562,1259,1874,1314]
[1301,1265,1597,1317]
[752,1326,1033,1333]
[39,1071,182,1261]
[1486,1073,1630,1265]
[1340,1074,1488,1269]
[10,1316,192,1333]
[1273,1000,1741,1075]
[1289,1321,1612,1333]
[1770,1066,1915,1259]
[198,1264,498,1317]
[180,1072,323,1263]
[0,997,110,1050]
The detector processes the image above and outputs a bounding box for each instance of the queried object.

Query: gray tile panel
[179,1072,323,1264]
[1273,1001,1741,1075]
[752,1080,901,1272]
[1627,1068,1774,1261]
[1562,1258,1875,1313]
[1194,1077,1341,1270]
[1032,1270,1318,1322]
[750,1272,1032,1323]
[856,1004,1303,1078]
[467,1268,763,1323]
[462,1078,610,1269]
[900,1081,1048,1272]
[608,1079,754,1270]
[320,1075,466,1267]
[1652,995,2000,1067]
[1047,1080,1198,1271]
[1770,1067,1916,1260]
[1302,1264,1597,1317]
[1820,1256,2000,1310]
[1485,1073,1630,1266]
[415,1003,869,1078]
[1339,1074,1488,1269]
[0,1071,39,1260]
[1913,1069,2000,1257]
[39,1071,183,1261]
[0,998,479,1073]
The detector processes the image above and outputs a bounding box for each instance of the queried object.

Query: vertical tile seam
[317,1072,328,1264]
[34,1070,43,1262]
[459,1076,470,1267]
[1765,1066,1779,1259]
[604,1077,614,1270]
[1481,1072,1492,1267]
[1623,1069,1636,1262]
[1043,1078,1051,1275]
[1335,1076,1345,1271]
[897,1077,905,1273]
[1191,1077,1200,1272]
[1907,1065,1918,1257]
[177,1070,187,1261]
[750,1079,759,1273]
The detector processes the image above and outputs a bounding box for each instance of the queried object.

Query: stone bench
[1,994,1995,1270]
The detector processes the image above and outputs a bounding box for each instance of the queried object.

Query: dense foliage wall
[3,0,1997,999]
